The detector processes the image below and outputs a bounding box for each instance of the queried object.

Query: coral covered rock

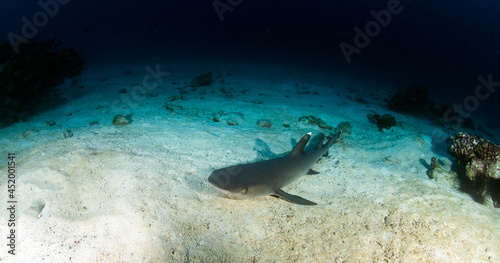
[449,132,499,168]
[211,111,244,126]
[335,121,352,135]
[425,157,460,189]
[367,112,396,132]
[113,114,133,126]
[449,132,500,207]
[465,159,500,180]
[450,132,500,180]
[298,116,332,130]
[256,119,272,128]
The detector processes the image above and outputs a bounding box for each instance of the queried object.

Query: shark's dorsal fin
[289,132,311,157]
[272,189,317,205]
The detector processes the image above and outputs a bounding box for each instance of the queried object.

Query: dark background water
[1,0,499,130]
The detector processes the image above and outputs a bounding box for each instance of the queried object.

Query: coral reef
[367,112,396,132]
[449,132,500,179]
[0,38,85,127]
[449,132,500,207]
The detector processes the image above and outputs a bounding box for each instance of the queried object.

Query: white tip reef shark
[208,132,341,205]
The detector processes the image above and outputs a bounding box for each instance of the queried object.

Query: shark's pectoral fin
[307,169,319,175]
[272,189,317,205]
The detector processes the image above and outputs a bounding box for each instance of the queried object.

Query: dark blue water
[1,0,499,130]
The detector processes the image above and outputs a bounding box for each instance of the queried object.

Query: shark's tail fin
[290,132,340,157]
[320,132,341,157]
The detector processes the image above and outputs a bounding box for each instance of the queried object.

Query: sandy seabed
[1,61,499,262]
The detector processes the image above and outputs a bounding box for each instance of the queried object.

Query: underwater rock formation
[387,85,439,119]
[256,119,272,128]
[335,121,352,135]
[63,129,73,138]
[210,111,244,126]
[298,116,332,130]
[367,112,396,132]
[0,38,85,127]
[189,72,213,87]
[426,157,440,179]
[113,114,133,126]
[449,132,500,207]
[425,156,459,189]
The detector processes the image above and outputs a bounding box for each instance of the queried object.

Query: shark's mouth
[208,177,231,194]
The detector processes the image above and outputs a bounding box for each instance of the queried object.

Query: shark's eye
[241,188,248,194]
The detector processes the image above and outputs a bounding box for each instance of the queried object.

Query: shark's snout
[208,170,231,190]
